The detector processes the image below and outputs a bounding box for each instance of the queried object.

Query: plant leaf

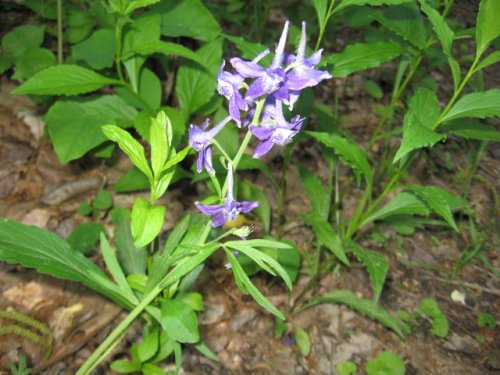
[0,218,133,308]
[474,50,500,72]
[444,119,500,141]
[132,40,200,63]
[307,290,406,338]
[363,191,430,225]
[303,212,350,266]
[225,249,285,320]
[294,327,311,357]
[297,163,330,220]
[161,299,199,343]
[114,220,148,275]
[476,0,500,56]
[102,125,153,182]
[12,65,119,95]
[334,0,411,13]
[352,245,388,302]
[394,88,443,162]
[324,42,405,77]
[442,89,500,122]
[131,198,166,247]
[72,28,116,70]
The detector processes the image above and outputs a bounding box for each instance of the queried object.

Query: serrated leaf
[175,38,222,116]
[154,0,221,41]
[46,96,137,163]
[307,132,372,186]
[131,198,166,247]
[12,47,56,80]
[297,163,330,219]
[352,245,388,302]
[132,40,200,63]
[72,28,116,70]
[442,89,500,122]
[12,65,119,95]
[334,0,411,13]
[225,249,285,320]
[394,88,444,162]
[325,42,405,77]
[476,0,500,56]
[102,125,153,182]
[405,185,459,231]
[2,24,45,58]
[161,299,199,343]
[303,212,350,266]
[308,290,406,338]
[372,3,427,50]
[0,218,132,308]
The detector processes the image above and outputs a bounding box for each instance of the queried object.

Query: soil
[0,4,499,374]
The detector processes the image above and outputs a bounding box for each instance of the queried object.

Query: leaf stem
[56,0,63,63]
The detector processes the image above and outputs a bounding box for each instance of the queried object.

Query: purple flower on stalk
[250,100,304,158]
[217,61,247,125]
[188,116,231,174]
[195,164,259,227]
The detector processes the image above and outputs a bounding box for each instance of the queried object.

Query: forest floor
[0,62,498,374]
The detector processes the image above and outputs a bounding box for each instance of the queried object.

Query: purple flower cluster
[189,21,331,227]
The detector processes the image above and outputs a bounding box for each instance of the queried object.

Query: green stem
[76,284,163,375]
[56,0,63,63]
[463,141,488,198]
[115,19,125,82]
[315,0,336,50]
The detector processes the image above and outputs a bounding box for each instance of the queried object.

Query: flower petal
[253,139,274,158]
[203,147,215,174]
[250,125,274,140]
[230,58,265,78]
[238,200,260,213]
[195,201,224,215]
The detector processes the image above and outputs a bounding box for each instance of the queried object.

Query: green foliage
[419,298,449,338]
[352,245,388,302]
[337,361,358,375]
[67,222,104,254]
[442,89,500,122]
[366,350,406,375]
[8,355,32,375]
[475,0,500,56]
[72,29,116,70]
[131,198,166,248]
[477,313,497,329]
[294,327,311,357]
[160,299,199,343]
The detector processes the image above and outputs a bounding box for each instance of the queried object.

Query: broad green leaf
[224,35,272,65]
[67,222,104,254]
[11,48,56,80]
[100,233,137,303]
[178,292,204,311]
[325,42,405,77]
[303,212,350,266]
[12,65,119,96]
[113,167,150,193]
[334,0,411,13]
[476,0,500,56]
[122,12,161,58]
[150,112,169,176]
[431,315,449,338]
[239,180,271,232]
[124,0,160,14]
[160,146,191,173]
[72,29,116,70]
[225,249,285,320]
[225,242,293,290]
[442,89,500,122]
[405,185,459,231]
[352,245,388,302]
[138,329,159,362]
[372,3,427,50]
[394,88,443,162]
[297,162,330,219]
[366,351,405,375]
[138,68,162,111]
[445,119,500,141]
[0,218,133,308]
[312,0,329,30]
[160,299,199,343]
[102,125,153,182]
[132,40,200,63]
[474,50,500,72]
[337,361,358,375]
[294,327,311,357]
[110,360,140,373]
[142,363,166,375]
[308,290,406,337]
[2,24,45,58]
[114,220,148,275]
[307,132,373,186]
[131,198,166,247]
[363,191,430,225]
[93,189,113,210]
[154,0,221,41]
[175,38,222,116]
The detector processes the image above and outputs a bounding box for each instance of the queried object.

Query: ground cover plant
[0,0,498,373]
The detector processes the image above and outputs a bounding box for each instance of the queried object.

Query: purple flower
[195,164,259,227]
[250,100,304,158]
[230,21,290,102]
[285,22,332,109]
[217,61,247,126]
[188,116,231,174]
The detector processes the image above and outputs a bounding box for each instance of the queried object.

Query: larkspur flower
[188,115,231,174]
[217,61,247,125]
[195,164,259,227]
[250,100,304,158]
